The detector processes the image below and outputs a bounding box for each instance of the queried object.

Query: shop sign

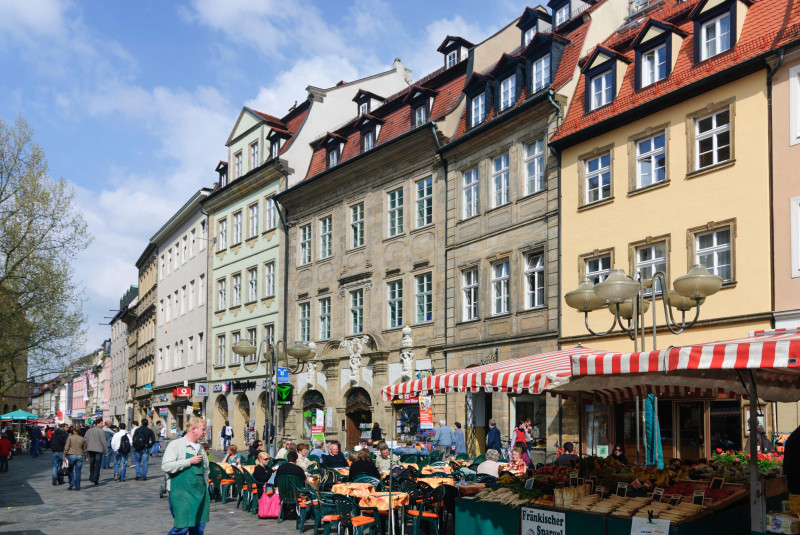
[65,410,71,416]
[192,402,201,410]
[416,369,435,380]
[231,380,256,393]
[520,507,565,535]
[277,384,293,405]
[159,407,168,416]
[76,412,84,418]
[94,410,103,415]
[418,396,434,430]
[311,425,324,444]
[57,411,63,418]
[392,392,419,405]
[195,383,208,397]
[276,367,289,384]
[212,384,223,393]
[173,387,192,398]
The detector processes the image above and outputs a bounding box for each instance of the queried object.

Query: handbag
[57,456,70,477]
[257,484,281,518]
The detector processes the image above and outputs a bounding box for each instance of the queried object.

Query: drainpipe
[200,204,212,429]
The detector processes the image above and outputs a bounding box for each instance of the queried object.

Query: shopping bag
[57,456,69,477]
[258,485,281,518]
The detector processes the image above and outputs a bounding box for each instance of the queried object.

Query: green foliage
[0,116,92,400]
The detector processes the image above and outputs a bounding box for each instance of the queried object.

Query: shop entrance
[676,401,704,462]
[302,390,325,441]
[345,388,372,450]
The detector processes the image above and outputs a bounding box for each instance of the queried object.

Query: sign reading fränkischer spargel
[520,507,565,535]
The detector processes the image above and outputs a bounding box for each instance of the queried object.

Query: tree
[0,116,92,406]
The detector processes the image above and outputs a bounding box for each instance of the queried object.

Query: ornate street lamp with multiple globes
[564,264,724,349]
[231,338,316,455]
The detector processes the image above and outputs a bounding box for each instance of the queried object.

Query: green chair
[244,454,256,465]
[308,454,322,464]
[406,485,444,535]
[472,454,486,465]
[208,462,235,503]
[275,473,307,529]
[399,454,420,464]
[230,465,252,511]
[241,468,262,515]
[351,474,384,490]
[331,494,380,535]
[310,488,339,535]
[428,450,443,463]
[455,453,470,461]
[289,476,318,533]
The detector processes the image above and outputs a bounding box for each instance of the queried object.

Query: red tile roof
[552,0,800,145]
[277,100,311,156]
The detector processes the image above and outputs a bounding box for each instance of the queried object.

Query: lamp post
[231,338,316,456]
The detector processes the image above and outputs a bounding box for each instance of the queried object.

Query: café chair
[208,462,235,503]
[331,494,380,535]
[406,485,445,535]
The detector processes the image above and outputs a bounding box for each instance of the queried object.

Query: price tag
[709,477,724,490]
[653,487,665,502]
[693,489,705,505]
[525,478,535,490]
[570,471,579,487]
[616,481,628,497]
[668,494,682,506]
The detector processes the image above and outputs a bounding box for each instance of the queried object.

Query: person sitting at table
[354,438,369,451]
[253,452,274,497]
[555,442,580,467]
[393,440,425,457]
[309,440,326,459]
[276,438,293,460]
[248,439,263,461]
[609,444,628,465]
[477,449,503,477]
[374,442,399,473]
[347,451,359,466]
[321,440,348,468]
[221,444,243,465]
[506,447,527,474]
[275,451,306,480]
[296,443,313,471]
[349,448,381,479]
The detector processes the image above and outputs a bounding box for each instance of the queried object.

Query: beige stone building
[125,244,157,423]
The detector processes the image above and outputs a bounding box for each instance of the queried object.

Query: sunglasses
[613,448,622,452]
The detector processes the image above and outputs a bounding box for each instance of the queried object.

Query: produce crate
[764,476,788,498]
[667,480,748,512]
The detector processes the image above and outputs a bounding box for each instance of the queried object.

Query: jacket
[63,434,88,456]
[161,436,209,493]
[50,428,69,453]
[111,429,130,452]
[133,426,156,451]
[433,425,454,447]
[453,428,467,455]
[84,427,108,454]
[486,426,501,452]
[321,452,348,468]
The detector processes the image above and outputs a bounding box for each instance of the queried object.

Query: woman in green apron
[162,418,210,535]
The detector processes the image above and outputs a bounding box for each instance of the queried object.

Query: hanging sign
[277,367,290,384]
[173,387,192,398]
[418,396,434,430]
[159,407,168,416]
[195,383,208,397]
[276,384,294,405]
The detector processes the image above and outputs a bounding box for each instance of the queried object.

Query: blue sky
[0,0,530,353]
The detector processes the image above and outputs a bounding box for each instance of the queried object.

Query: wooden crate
[764,475,788,498]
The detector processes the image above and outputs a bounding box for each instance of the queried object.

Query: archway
[236,393,253,447]
[344,388,372,450]
[214,395,228,448]
[302,389,325,442]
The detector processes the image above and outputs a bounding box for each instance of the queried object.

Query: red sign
[173,387,192,398]
[392,393,420,405]
[311,426,324,434]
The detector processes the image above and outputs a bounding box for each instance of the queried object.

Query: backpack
[133,429,148,452]
[119,434,131,455]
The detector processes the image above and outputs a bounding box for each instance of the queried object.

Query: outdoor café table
[416,477,454,489]
[331,482,374,498]
[400,462,418,470]
[454,482,485,496]
[219,463,255,474]
[306,474,320,490]
[334,467,350,477]
[421,465,452,475]
[360,492,410,535]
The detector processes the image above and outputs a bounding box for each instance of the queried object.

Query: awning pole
[636,396,641,465]
[748,370,765,535]
[577,392,583,456]
[557,394,563,451]
[654,396,659,469]
[389,402,395,535]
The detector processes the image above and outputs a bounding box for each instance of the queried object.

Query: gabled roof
[517,6,552,29]
[215,161,227,172]
[630,18,687,49]
[354,113,386,130]
[489,53,523,76]
[688,0,752,20]
[463,72,494,94]
[352,89,385,103]
[580,45,631,73]
[402,85,439,104]
[437,35,475,53]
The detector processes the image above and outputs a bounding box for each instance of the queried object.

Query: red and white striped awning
[380,347,603,402]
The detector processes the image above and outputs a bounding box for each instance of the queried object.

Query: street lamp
[231,338,316,455]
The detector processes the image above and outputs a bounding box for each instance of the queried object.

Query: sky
[0,0,531,354]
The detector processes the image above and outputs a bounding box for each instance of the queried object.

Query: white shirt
[111,429,131,452]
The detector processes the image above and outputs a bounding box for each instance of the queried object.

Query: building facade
[129,244,158,422]
[109,286,136,423]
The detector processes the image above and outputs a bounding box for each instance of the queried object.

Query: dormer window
[690,0,741,64]
[500,76,516,110]
[532,55,551,92]
[414,106,428,127]
[700,13,731,60]
[220,171,228,187]
[524,28,536,46]
[270,140,280,159]
[590,71,613,109]
[471,93,486,127]
[328,148,339,168]
[641,45,666,86]
[555,4,569,26]
[447,51,458,68]
[582,46,628,112]
[234,152,242,178]
[359,102,369,115]
[363,131,375,152]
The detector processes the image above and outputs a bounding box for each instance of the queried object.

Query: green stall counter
[455,498,520,535]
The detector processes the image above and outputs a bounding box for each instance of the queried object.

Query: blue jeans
[31,439,39,457]
[167,494,205,535]
[151,440,161,456]
[102,448,114,468]
[52,452,65,483]
[134,449,149,478]
[114,452,128,480]
[222,436,231,449]
[67,454,83,489]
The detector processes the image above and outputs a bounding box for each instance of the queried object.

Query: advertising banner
[173,386,192,398]
[520,507,566,535]
[418,396,434,430]
[194,383,208,397]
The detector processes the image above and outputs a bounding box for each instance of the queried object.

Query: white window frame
[695,109,731,170]
[524,138,546,195]
[216,335,225,367]
[219,218,228,250]
[359,102,369,115]
[585,152,611,204]
[524,27,536,46]
[319,297,331,340]
[265,198,277,230]
[524,251,545,309]
[198,275,204,305]
[416,177,433,228]
[271,140,280,159]
[462,268,478,321]
[182,237,188,263]
[299,302,311,342]
[500,75,516,110]
[188,336,194,365]
[233,211,242,244]
[248,203,258,239]
[232,273,241,306]
[701,13,731,61]
[231,332,241,365]
[641,44,667,87]
[532,55,551,92]
[492,153,510,208]
[250,142,259,170]
[328,149,339,168]
[217,278,226,310]
[414,105,428,127]
[636,242,667,295]
[388,188,404,237]
[189,280,195,310]
[246,328,257,363]
[180,286,186,315]
[198,333,204,363]
[696,229,732,282]
[190,229,196,257]
[463,168,479,219]
[300,224,312,265]
[388,280,403,328]
[235,152,242,178]
[447,50,458,68]
[415,273,433,323]
[248,267,258,302]
[555,4,569,26]
[350,289,364,334]
[471,93,486,126]
[591,70,613,110]
[636,132,666,188]
[351,203,364,248]
[264,262,275,298]
[320,216,332,259]
[586,255,611,284]
[492,260,510,315]
[363,131,375,151]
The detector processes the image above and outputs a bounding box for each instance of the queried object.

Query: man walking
[50,423,69,486]
[486,419,501,453]
[133,418,156,480]
[102,423,115,469]
[84,419,108,486]
[29,425,42,457]
[432,420,454,462]
[162,417,210,535]
[111,423,131,482]
[152,420,164,457]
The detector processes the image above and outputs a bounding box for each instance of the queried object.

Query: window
[524,139,546,195]
[231,332,241,365]
[271,140,279,159]
[350,289,364,334]
[532,55,551,92]
[585,153,612,204]
[591,71,613,109]
[555,4,569,25]
[388,188,404,237]
[525,252,545,309]
[246,329,257,362]
[190,229,196,257]
[463,168,479,219]
[414,106,428,127]
[636,132,666,187]
[695,109,731,170]
[232,273,241,306]
[636,242,667,294]
[492,261,510,315]
[264,324,275,351]
[158,300,164,325]
[264,262,275,298]
[363,131,375,152]
[235,152,242,178]
[158,348,163,373]
[300,224,312,264]
[415,273,432,323]
[351,203,364,248]
[500,75,516,110]
[189,280,195,310]
[524,27,536,46]
[201,221,207,250]
[248,204,258,239]
[217,278,226,310]
[248,267,258,302]
[216,335,225,366]
[359,102,369,115]
[416,177,433,228]
[167,249,172,273]
[696,229,731,281]
[388,280,403,328]
[586,255,611,284]
[462,268,478,321]
[198,275,204,305]
[250,142,259,170]
[177,340,184,368]
[328,149,339,168]
[233,211,242,244]
[492,153,510,207]
[218,219,227,251]
[320,216,332,259]
[299,302,310,342]
[641,44,667,86]
[182,237,188,263]
[159,255,165,280]
[180,286,186,315]
[447,50,458,68]
[265,197,277,230]
[319,297,331,339]
[174,242,180,269]
[471,93,486,126]
[701,13,731,60]
[197,333,204,363]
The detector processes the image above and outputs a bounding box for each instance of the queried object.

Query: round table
[359,491,410,511]
[331,482,374,498]
[219,463,255,474]
[421,465,452,475]
[416,477,454,488]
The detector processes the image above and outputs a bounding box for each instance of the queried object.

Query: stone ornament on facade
[340,335,370,386]
[306,361,317,388]
[400,325,414,381]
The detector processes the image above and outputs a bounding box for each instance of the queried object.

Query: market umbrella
[644,394,663,469]
[0,409,38,421]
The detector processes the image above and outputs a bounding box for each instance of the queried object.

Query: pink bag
[258,485,281,518]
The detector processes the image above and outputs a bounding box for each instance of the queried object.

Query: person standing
[111,423,132,482]
[453,422,467,456]
[371,422,382,442]
[152,421,165,457]
[220,420,233,449]
[29,425,42,457]
[432,420,454,461]
[50,423,69,485]
[486,419,501,453]
[102,423,115,469]
[0,432,11,472]
[132,418,156,481]
[84,419,108,485]
[63,426,88,490]
[783,424,800,494]
[162,417,210,535]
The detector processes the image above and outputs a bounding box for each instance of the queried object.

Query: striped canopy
[380,347,603,402]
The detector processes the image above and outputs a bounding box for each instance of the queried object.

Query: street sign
[276,384,293,405]
[277,367,290,384]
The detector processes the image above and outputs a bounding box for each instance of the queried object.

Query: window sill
[686,159,735,180]
[413,320,434,326]
[485,313,511,321]
[244,300,258,306]
[412,223,434,234]
[485,203,511,215]
[228,363,240,368]
[628,179,670,198]
[578,196,615,212]
[519,306,547,314]
[517,189,547,203]
[215,308,226,313]
[347,245,367,254]
[213,364,226,370]
[262,295,276,301]
[262,228,278,236]
[316,257,333,265]
[455,318,480,326]
[383,233,406,244]
[229,304,242,311]
[298,262,313,269]
[587,102,613,113]
[246,236,258,244]
[382,326,405,334]
[459,214,480,224]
